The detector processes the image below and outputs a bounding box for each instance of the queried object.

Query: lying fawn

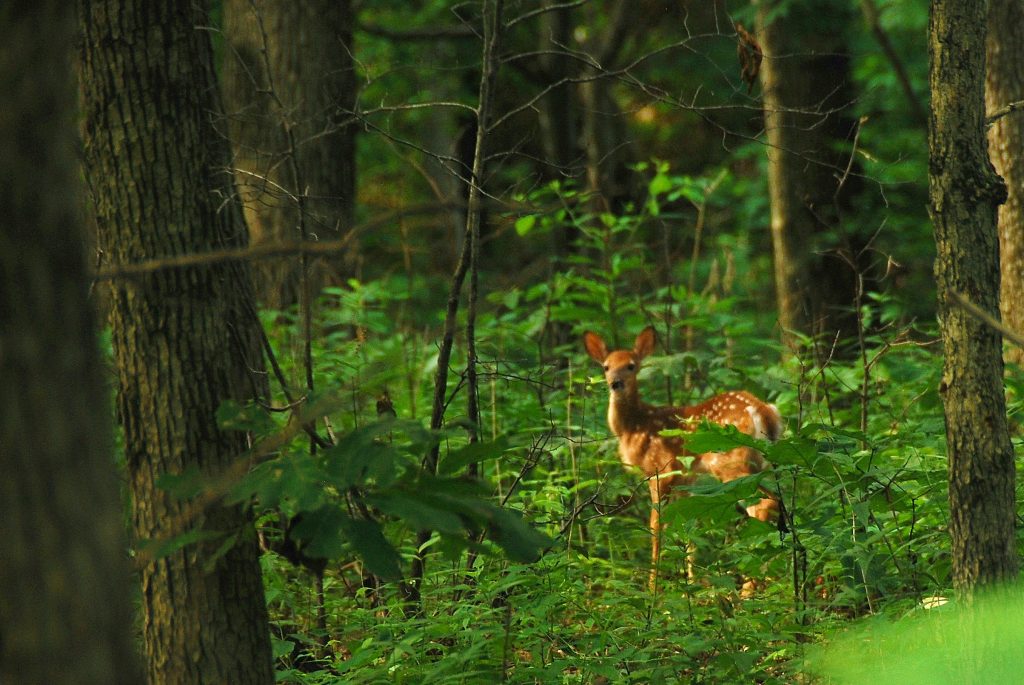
[584,326,781,587]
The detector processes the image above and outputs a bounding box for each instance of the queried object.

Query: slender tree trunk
[79,2,275,682]
[222,0,358,308]
[0,3,140,682]
[986,0,1024,366]
[758,0,860,346]
[538,2,582,267]
[929,0,1018,596]
[538,3,580,186]
[405,0,504,609]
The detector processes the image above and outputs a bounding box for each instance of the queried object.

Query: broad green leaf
[669,423,763,453]
[662,473,766,525]
[486,506,552,563]
[766,436,818,466]
[289,506,347,560]
[338,516,403,581]
[290,506,402,581]
[437,437,510,476]
[368,492,466,535]
[661,494,744,525]
[156,465,206,500]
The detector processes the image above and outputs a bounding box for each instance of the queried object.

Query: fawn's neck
[607,390,655,436]
[608,391,704,437]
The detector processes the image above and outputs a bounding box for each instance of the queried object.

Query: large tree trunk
[222,0,358,309]
[79,2,275,682]
[758,0,860,347]
[986,0,1024,366]
[929,0,1018,595]
[0,3,140,682]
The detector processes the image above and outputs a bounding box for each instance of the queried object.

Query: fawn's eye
[627,363,636,371]
[603,364,609,371]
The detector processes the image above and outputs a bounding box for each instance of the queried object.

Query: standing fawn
[584,326,781,588]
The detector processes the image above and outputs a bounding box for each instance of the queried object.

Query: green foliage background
[143,0,1024,682]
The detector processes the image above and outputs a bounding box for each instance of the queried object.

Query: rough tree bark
[222,0,358,309]
[986,0,1024,366]
[929,0,1018,595]
[79,2,275,682]
[757,0,860,347]
[0,3,140,682]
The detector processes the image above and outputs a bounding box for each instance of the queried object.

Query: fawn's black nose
[610,379,625,392]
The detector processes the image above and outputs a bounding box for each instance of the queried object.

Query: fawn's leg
[648,501,661,591]
[648,474,679,591]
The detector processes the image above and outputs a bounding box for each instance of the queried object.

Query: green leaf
[678,472,765,497]
[648,169,673,196]
[437,437,510,476]
[290,506,347,559]
[661,494,742,525]
[486,505,552,563]
[156,465,206,500]
[408,475,551,563]
[661,473,766,525]
[671,423,763,453]
[270,636,294,660]
[228,455,323,511]
[203,530,242,572]
[321,418,421,489]
[290,506,403,581]
[216,399,277,434]
[339,517,403,581]
[766,436,818,466]
[515,214,537,236]
[268,634,292,659]
[137,528,224,561]
[368,492,466,535]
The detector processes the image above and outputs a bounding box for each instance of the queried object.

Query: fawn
[584,326,781,588]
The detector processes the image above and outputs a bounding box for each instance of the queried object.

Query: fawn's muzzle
[610,379,625,392]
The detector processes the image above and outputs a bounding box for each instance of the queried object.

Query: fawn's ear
[583,331,608,364]
[633,326,656,359]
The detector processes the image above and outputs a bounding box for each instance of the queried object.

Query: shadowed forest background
[4,0,1024,683]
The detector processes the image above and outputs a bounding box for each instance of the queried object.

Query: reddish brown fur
[584,326,781,587]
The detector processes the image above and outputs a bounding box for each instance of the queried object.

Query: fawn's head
[583,326,656,399]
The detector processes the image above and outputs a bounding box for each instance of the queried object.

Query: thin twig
[92,204,462,280]
[948,290,1024,348]
[987,99,1024,127]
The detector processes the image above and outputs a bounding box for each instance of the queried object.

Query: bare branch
[358,21,476,40]
[93,204,462,280]
[860,0,927,127]
[948,290,1024,349]
[987,99,1024,127]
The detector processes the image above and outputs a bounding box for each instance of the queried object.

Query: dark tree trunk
[0,3,140,682]
[986,0,1024,366]
[579,1,635,215]
[757,0,861,347]
[930,0,1018,595]
[79,2,275,681]
[222,0,358,308]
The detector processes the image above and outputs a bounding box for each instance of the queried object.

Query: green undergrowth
[147,170,1024,683]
